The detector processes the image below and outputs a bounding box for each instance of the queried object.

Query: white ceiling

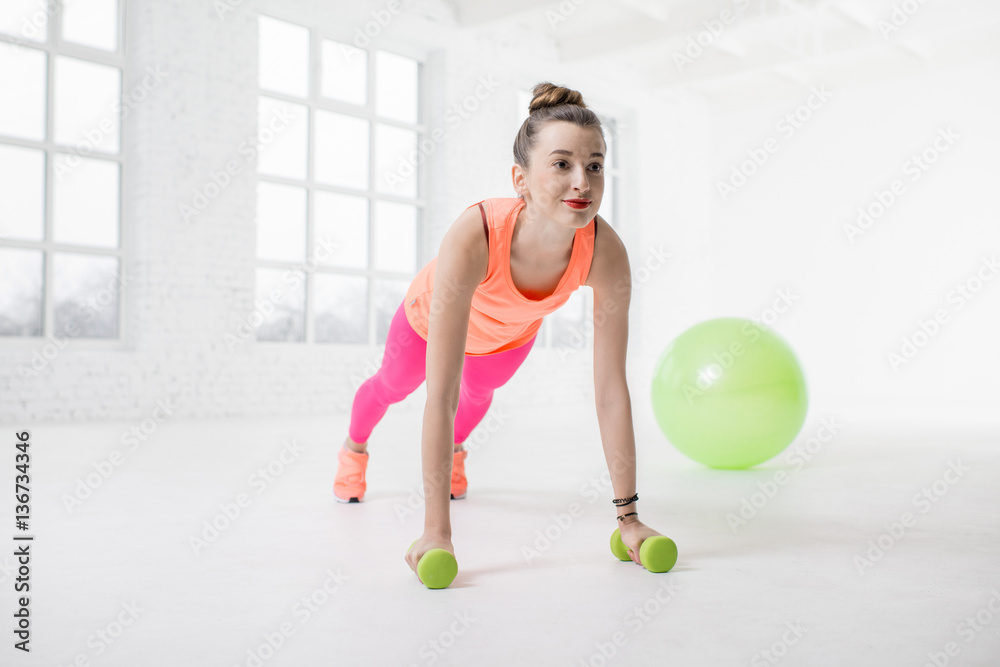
[444,0,1000,104]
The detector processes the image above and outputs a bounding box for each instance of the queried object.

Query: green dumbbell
[407,541,458,589]
[610,528,677,573]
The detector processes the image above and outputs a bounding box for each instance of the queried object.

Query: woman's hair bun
[513,82,602,168]
[528,82,587,113]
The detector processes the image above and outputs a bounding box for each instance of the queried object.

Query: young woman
[335,82,666,576]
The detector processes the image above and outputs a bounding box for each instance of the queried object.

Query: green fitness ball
[610,528,631,561]
[407,541,457,590]
[651,318,808,469]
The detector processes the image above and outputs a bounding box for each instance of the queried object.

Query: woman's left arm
[585,216,664,566]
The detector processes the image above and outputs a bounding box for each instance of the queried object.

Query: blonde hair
[513,82,605,168]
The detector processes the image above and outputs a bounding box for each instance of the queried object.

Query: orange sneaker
[451,449,468,500]
[334,444,368,503]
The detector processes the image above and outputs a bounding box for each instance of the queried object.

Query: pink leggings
[349,302,535,444]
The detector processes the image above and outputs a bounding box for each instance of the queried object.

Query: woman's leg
[453,336,537,445]
[348,302,427,445]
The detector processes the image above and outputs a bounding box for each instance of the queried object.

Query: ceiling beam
[558,1,788,62]
[641,14,1000,92]
[559,18,673,61]
[613,0,671,23]
[452,0,551,26]
[642,23,888,88]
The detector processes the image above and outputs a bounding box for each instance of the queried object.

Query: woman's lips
[563,199,591,209]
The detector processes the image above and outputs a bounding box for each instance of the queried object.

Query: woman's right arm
[405,205,488,574]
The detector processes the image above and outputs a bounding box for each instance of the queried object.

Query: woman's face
[513,121,606,228]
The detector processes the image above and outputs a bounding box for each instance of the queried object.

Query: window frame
[0,1,128,349]
[255,13,428,347]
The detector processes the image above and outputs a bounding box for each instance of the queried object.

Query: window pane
[516,89,531,128]
[314,191,367,269]
[375,51,418,123]
[0,46,46,141]
[374,278,408,344]
[550,290,587,349]
[0,144,45,241]
[53,252,120,338]
[374,123,417,197]
[373,201,416,273]
[315,274,367,344]
[601,174,615,226]
[257,96,308,180]
[315,110,369,190]
[256,182,306,262]
[0,0,47,43]
[255,268,305,342]
[62,0,118,52]
[0,248,43,337]
[258,16,309,98]
[321,40,366,106]
[55,56,121,153]
[53,155,120,248]
[603,118,616,169]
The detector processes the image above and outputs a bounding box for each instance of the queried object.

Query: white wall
[633,55,1000,434]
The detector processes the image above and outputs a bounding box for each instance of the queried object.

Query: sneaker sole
[334,494,362,503]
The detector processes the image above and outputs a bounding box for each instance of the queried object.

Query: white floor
[4,402,999,667]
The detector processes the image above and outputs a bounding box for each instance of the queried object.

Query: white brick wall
[1,0,635,424]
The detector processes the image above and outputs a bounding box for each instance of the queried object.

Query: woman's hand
[617,517,663,567]
[405,532,455,583]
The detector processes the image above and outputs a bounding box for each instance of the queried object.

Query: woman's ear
[511,163,528,197]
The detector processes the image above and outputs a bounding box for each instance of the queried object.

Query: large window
[515,90,623,350]
[0,1,125,341]
[255,15,423,345]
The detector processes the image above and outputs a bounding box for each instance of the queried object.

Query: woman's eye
[554,160,567,168]
[589,163,604,172]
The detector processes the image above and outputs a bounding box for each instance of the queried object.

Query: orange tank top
[404,197,597,355]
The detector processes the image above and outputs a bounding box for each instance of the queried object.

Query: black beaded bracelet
[617,512,638,522]
[612,493,638,507]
